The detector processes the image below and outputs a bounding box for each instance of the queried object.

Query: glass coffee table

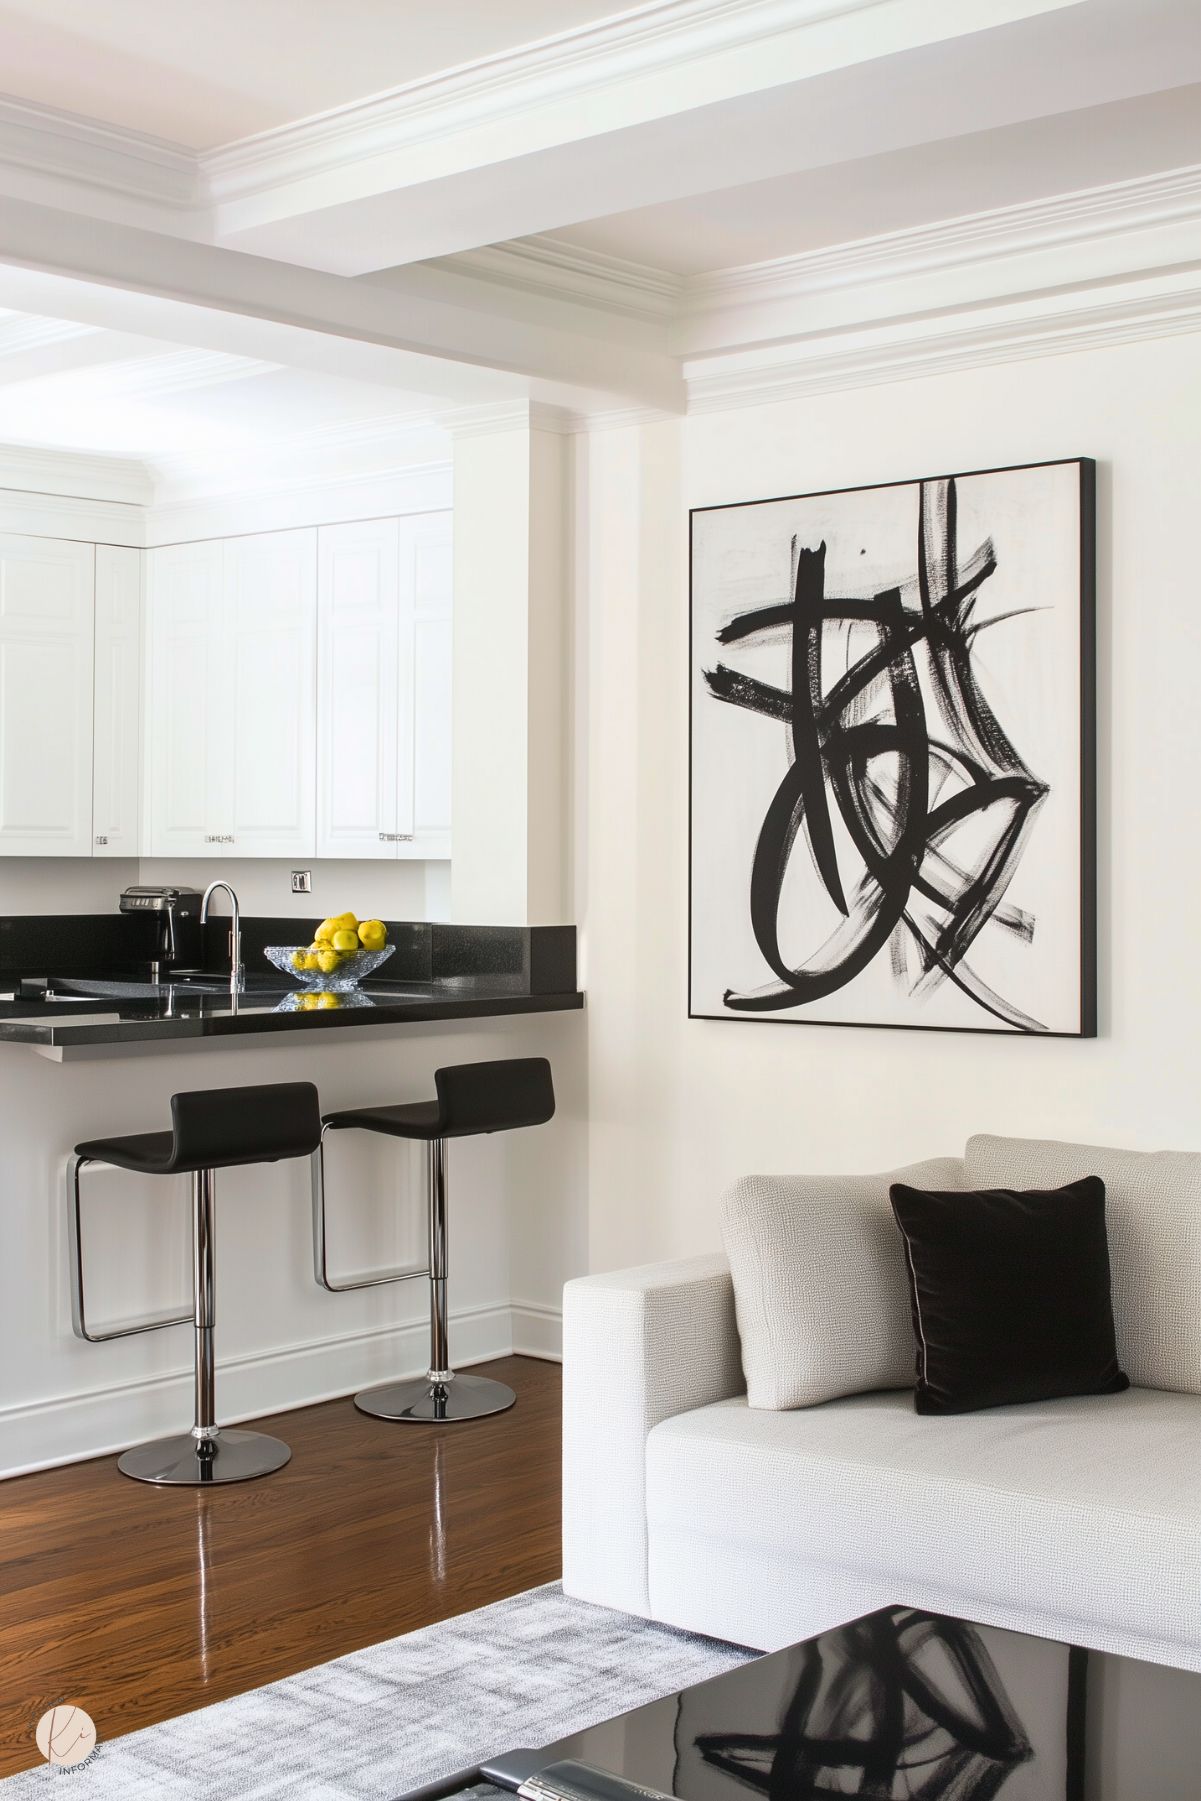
[400,1605,1201,1800]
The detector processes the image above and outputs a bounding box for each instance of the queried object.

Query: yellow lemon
[290,949,307,972]
[314,918,338,944]
[335,911,359,932]
[317,948,341,974]
[300,993,319,1011]
[331,928,359,954]
[317,992,341,1010]
[358,919,387,950]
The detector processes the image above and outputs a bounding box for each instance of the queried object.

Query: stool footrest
[311,1130,430,1293]
[68,1156,192,1344]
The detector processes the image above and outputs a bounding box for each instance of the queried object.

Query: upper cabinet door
[0,534,95,857]
[316,520,400,860]
[144,540,223,858]
[92,545,142,858]
[400,512,453,858]
[221,529,317,859]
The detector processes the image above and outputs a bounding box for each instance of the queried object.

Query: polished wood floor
[0,1356,561,1777]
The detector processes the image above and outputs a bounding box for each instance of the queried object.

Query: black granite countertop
[0,977,582,1051]
[0,919,581,1054]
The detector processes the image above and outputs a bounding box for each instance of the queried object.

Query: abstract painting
[689,459,1095,1035]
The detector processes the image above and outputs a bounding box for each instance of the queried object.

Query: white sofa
[562,1133,1201,1670]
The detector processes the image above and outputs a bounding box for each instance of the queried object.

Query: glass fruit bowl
[265,944,394,992]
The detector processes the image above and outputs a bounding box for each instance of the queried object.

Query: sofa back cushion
[966,1135,1201,1394]
[721,1158,964,1409]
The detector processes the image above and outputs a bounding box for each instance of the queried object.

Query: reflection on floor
[0,1355,561,1777]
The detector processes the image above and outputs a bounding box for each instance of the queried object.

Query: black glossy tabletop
[435,1607,1201,1801]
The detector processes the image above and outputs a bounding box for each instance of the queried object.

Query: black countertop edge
[0,990,584,1049]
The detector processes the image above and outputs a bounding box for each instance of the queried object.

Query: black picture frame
[687,456,1097,1037]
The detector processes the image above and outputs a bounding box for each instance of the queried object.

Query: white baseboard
[1,1300,544,1478]
[511,1300,563,1361]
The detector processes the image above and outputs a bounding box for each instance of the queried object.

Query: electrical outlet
[290,869,313,895]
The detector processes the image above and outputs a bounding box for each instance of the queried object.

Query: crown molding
[144,460,452,546]
[0,443,152,505]
[0,92,196,208]
[427,162,1201,354]
[684,268,1201,411]
[682,162,1201,322]
[442,399,587,439]
[561,403,681,433]
[203,0,878,206]
[429,237,682,325]
[147,411,450,503]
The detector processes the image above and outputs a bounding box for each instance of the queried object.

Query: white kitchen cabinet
[0,533,95,856]
[316,519,401,860]
[92,545,143,857]
[145,539,223,857]
[317,512,452,860]
[145,530,317,858]
[222,530,317,858]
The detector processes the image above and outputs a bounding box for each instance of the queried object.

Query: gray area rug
[3,1584,753,1800]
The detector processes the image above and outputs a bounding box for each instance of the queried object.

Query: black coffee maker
[119,886,202,981]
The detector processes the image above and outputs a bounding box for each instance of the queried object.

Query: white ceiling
[0,0,1195,433]
[542,83,1201,275]
[0,0,623,147]
[0,316,437,461]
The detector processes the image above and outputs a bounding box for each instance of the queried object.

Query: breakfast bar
[0,907,583,1478]
[0,916,581,1058]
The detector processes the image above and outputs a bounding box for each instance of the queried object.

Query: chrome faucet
[200,881,243,990]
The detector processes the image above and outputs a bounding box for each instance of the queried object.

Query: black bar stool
[312,1057,555,1423]
[69,1082,322,1486]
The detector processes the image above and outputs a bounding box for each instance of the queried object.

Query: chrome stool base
[117,1428,292,1486]
[354,1373,516,1424]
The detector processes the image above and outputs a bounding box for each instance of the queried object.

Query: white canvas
[689,459,1094,1035]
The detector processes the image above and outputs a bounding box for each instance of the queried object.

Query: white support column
[450,404,569,925]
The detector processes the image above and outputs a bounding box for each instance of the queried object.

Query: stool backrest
[171,1082,323,1169]
[434,1058,555,1136]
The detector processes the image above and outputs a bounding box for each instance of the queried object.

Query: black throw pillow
[889,1177,1129,1415]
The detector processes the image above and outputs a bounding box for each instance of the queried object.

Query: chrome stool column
[313,1057,555,1423]
[70,1081,323,1485]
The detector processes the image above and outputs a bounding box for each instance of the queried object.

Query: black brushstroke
[703,476,1049,1030]
[695,1608,1033,1800]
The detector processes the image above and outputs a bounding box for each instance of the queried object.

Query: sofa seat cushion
[645,1387,1201,1652]
[966,1135,1201,1395]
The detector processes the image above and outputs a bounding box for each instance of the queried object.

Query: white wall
[576,330,1201,1275]
[137,857,448,922]
[0,856,447,921]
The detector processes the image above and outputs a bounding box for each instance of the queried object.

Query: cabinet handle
[378,832,414,843]
[94,834,108,846]
[205,834,236,844]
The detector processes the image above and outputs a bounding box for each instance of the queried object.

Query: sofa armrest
[562,1253,744,1616]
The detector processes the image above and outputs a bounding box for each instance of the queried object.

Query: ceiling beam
[0,197,683,412]
[207,0,1085,272]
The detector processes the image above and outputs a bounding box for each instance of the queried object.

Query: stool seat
[75,1082,323,1176]
[75,1129,177,1174]
[323,1101,444,1140]
[323,1057,555,1144]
